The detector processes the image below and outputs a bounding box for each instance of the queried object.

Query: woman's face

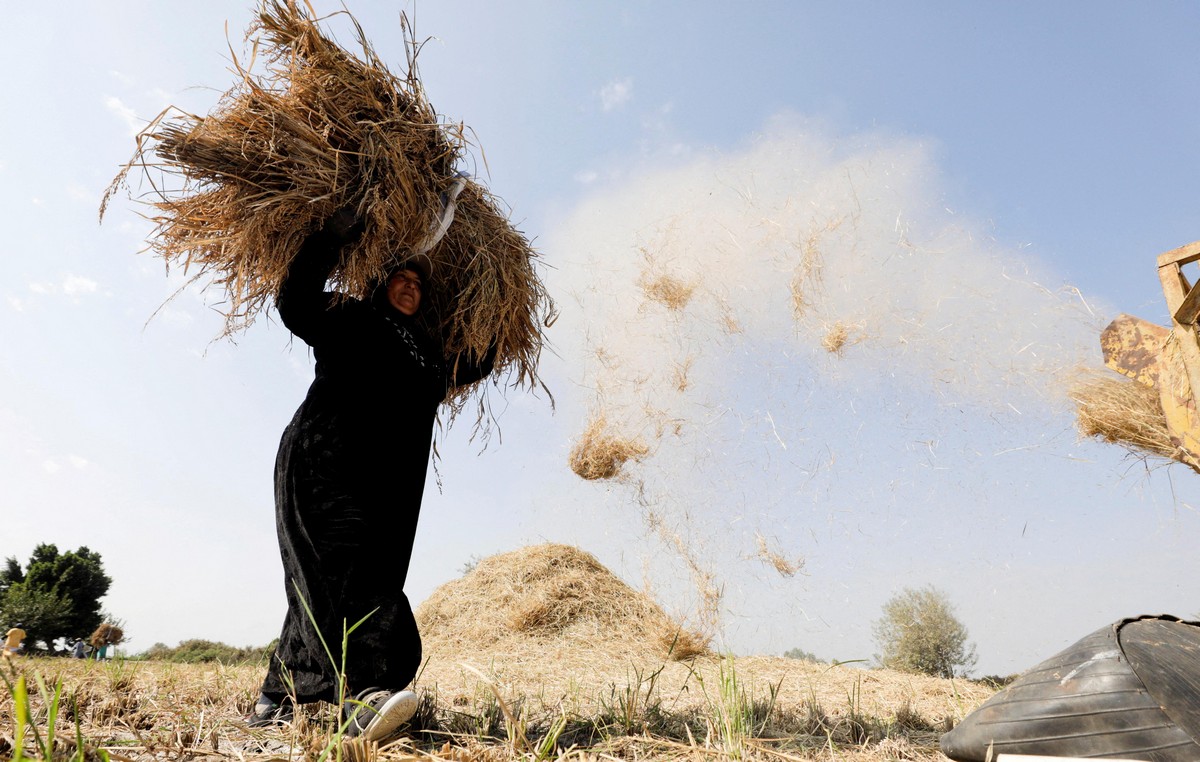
[386,269,422,316]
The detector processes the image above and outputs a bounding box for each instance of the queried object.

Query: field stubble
[1,650,992,762]
[3,546,994,761]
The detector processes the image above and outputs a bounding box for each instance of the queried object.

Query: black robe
[260,228,493,703]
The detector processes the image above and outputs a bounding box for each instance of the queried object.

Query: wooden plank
[1157,240,1200,268]
[1176,279,1200,325]
[1160,263,1200,405]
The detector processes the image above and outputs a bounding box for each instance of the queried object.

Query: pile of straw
[1072,370,1183,466]
[415,544,710,661]
[102,1,552,402]
[568,414,649,480]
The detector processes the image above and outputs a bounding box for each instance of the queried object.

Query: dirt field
[0,650,995,762]
[2,546,999,761]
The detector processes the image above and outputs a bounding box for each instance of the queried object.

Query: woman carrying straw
[250,190,494,741]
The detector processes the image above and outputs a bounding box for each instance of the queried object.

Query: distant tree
[0,544,112,649]
[134,638,275,664]
[0,582,73,647]
[782,647,823,662]
[0,556,23,595]
[459,554,483,576]
[872,585,977,678]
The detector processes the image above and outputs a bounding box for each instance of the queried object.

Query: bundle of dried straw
[568,414,649,481]
[102,1,552,405]
[1072,370,1184,467]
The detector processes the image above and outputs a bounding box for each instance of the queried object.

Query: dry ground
[1,546,997,761]
[0,648,995,762]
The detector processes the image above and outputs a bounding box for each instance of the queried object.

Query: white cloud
[599,77,633,112]
[67,182,94,204]
[108,69,135,88]
[68,455,90,470]
[574,170,599,185]
[43,460,61,474]
[105,95,143,136]
[6,296,24,311]
[63,275,99,296]
[24,274,101,302]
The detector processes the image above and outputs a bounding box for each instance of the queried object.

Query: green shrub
[133,638,276,664]
[872,586,977,678]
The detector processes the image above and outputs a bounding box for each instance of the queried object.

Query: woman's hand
[321,204,366,243]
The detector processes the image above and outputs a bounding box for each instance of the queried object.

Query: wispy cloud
[67,182,94,204]
[26,274,101,300]
[105,95,143,136]
[108,69,135,88]
[63,275,99,296]
[599,77,633,112]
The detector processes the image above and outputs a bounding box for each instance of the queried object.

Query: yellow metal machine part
[1100,242,1200,470]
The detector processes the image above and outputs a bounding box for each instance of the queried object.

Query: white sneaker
[344,688,418,742]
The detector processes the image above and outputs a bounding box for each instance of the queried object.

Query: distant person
[73,638,88,659]
[3,623,26,659]
[249,202,494,743]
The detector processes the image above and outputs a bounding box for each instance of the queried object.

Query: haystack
[568,414,649,481]
[416,544,709,662]
[102,1,552,405]
[1072,370,1182,465]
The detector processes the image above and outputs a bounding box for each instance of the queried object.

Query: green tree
[782,647,823,662]
[0,556,23,595]
[0,582,73,648]
[0,544,112,649]
[872,585,977,678]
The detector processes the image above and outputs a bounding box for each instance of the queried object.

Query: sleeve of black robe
[275,216,364,347]
[448,344,498,389]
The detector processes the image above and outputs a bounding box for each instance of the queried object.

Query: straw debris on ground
[568,414,650,480]
[1071,369,1182,465]
[101,1,553,408]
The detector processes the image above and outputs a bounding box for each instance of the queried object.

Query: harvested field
[2,544,995,761]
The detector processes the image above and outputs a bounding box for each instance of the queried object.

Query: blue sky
[2,2,1199,677]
